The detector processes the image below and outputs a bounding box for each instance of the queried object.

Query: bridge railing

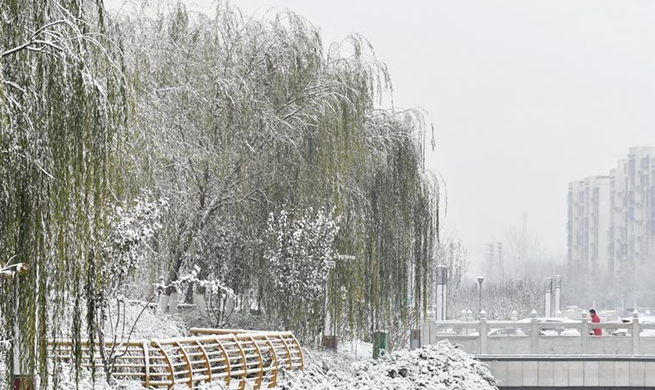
[421,312,655,355]
[49,330,304,389]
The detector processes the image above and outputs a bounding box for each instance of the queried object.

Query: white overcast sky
[106,0,655,262]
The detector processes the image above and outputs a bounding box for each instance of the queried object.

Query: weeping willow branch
[0,0,129,387]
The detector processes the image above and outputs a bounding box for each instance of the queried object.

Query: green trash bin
[373,331,388,359]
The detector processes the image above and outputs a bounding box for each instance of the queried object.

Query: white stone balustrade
[420,311,655,355]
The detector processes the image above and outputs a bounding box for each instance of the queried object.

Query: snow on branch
[102,191,167,295]
[264,206,341,302]
[153,264,235,298]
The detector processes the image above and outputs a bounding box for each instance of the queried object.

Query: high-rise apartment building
[608,146,655,277]
[567,176,610,275]
[609,160,627,276]
[569,145,655,280]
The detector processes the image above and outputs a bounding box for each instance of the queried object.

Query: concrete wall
[481,356,655,388]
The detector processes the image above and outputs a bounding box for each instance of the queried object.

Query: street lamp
[477,276,484,317]
[323,254,355,350]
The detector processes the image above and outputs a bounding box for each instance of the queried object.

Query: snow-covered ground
[2,306,498,390]
[277,341,498,390]
[40,339,498,389]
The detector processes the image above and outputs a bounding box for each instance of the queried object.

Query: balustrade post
[479,310,488,355]
[581,310,588,354]
[530,310,538,354]
[632,311,640,355]
[510,310,518,321]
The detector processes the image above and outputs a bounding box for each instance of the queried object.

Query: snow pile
[278,341,498,390]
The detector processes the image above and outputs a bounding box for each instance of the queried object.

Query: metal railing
[50,330,304,389]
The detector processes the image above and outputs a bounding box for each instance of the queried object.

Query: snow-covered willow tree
[0,0,128,386]
[119,0,440,342]
[310,133,438,346]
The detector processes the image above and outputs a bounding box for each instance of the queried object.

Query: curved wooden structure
[49,329,304,389]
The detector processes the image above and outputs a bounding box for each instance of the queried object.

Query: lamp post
[322,258,337,350]
[554,275,562,317]
[544,277,553,317]
[477,276,484,317]
[323,254,355,351]
[435,266,448,321]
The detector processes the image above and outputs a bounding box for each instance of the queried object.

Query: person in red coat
[590,308,602,336]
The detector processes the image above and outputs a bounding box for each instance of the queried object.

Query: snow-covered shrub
[262,207,340,340]
[265,207,339,299]
[91,191,167,383]
[103,191,167,295]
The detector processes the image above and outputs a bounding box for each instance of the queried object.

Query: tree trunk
[196,291,207,312]
[169,291,179,314]
[157,294,169,313]
[184,281,194,304]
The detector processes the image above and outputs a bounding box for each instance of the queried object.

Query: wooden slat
[263,335,279,388]
[142,340,150,388]
[232,334,249,390]
[151,341,176,387]
[176,341,194,388]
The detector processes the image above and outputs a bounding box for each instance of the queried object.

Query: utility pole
[554,275,562,316]
[435,266,448,321]
[323,254,355,350]
[488,244,495,279]
[322,258,337,350]
[521,212,528,277]
[479,281,483,315]
[544,277,553,317]
[497,242,504,280]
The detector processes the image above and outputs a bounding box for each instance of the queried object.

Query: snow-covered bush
[263,207,340,340]
[92,191,167,383]
[103,191,167,296]
[265,207,340,299]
